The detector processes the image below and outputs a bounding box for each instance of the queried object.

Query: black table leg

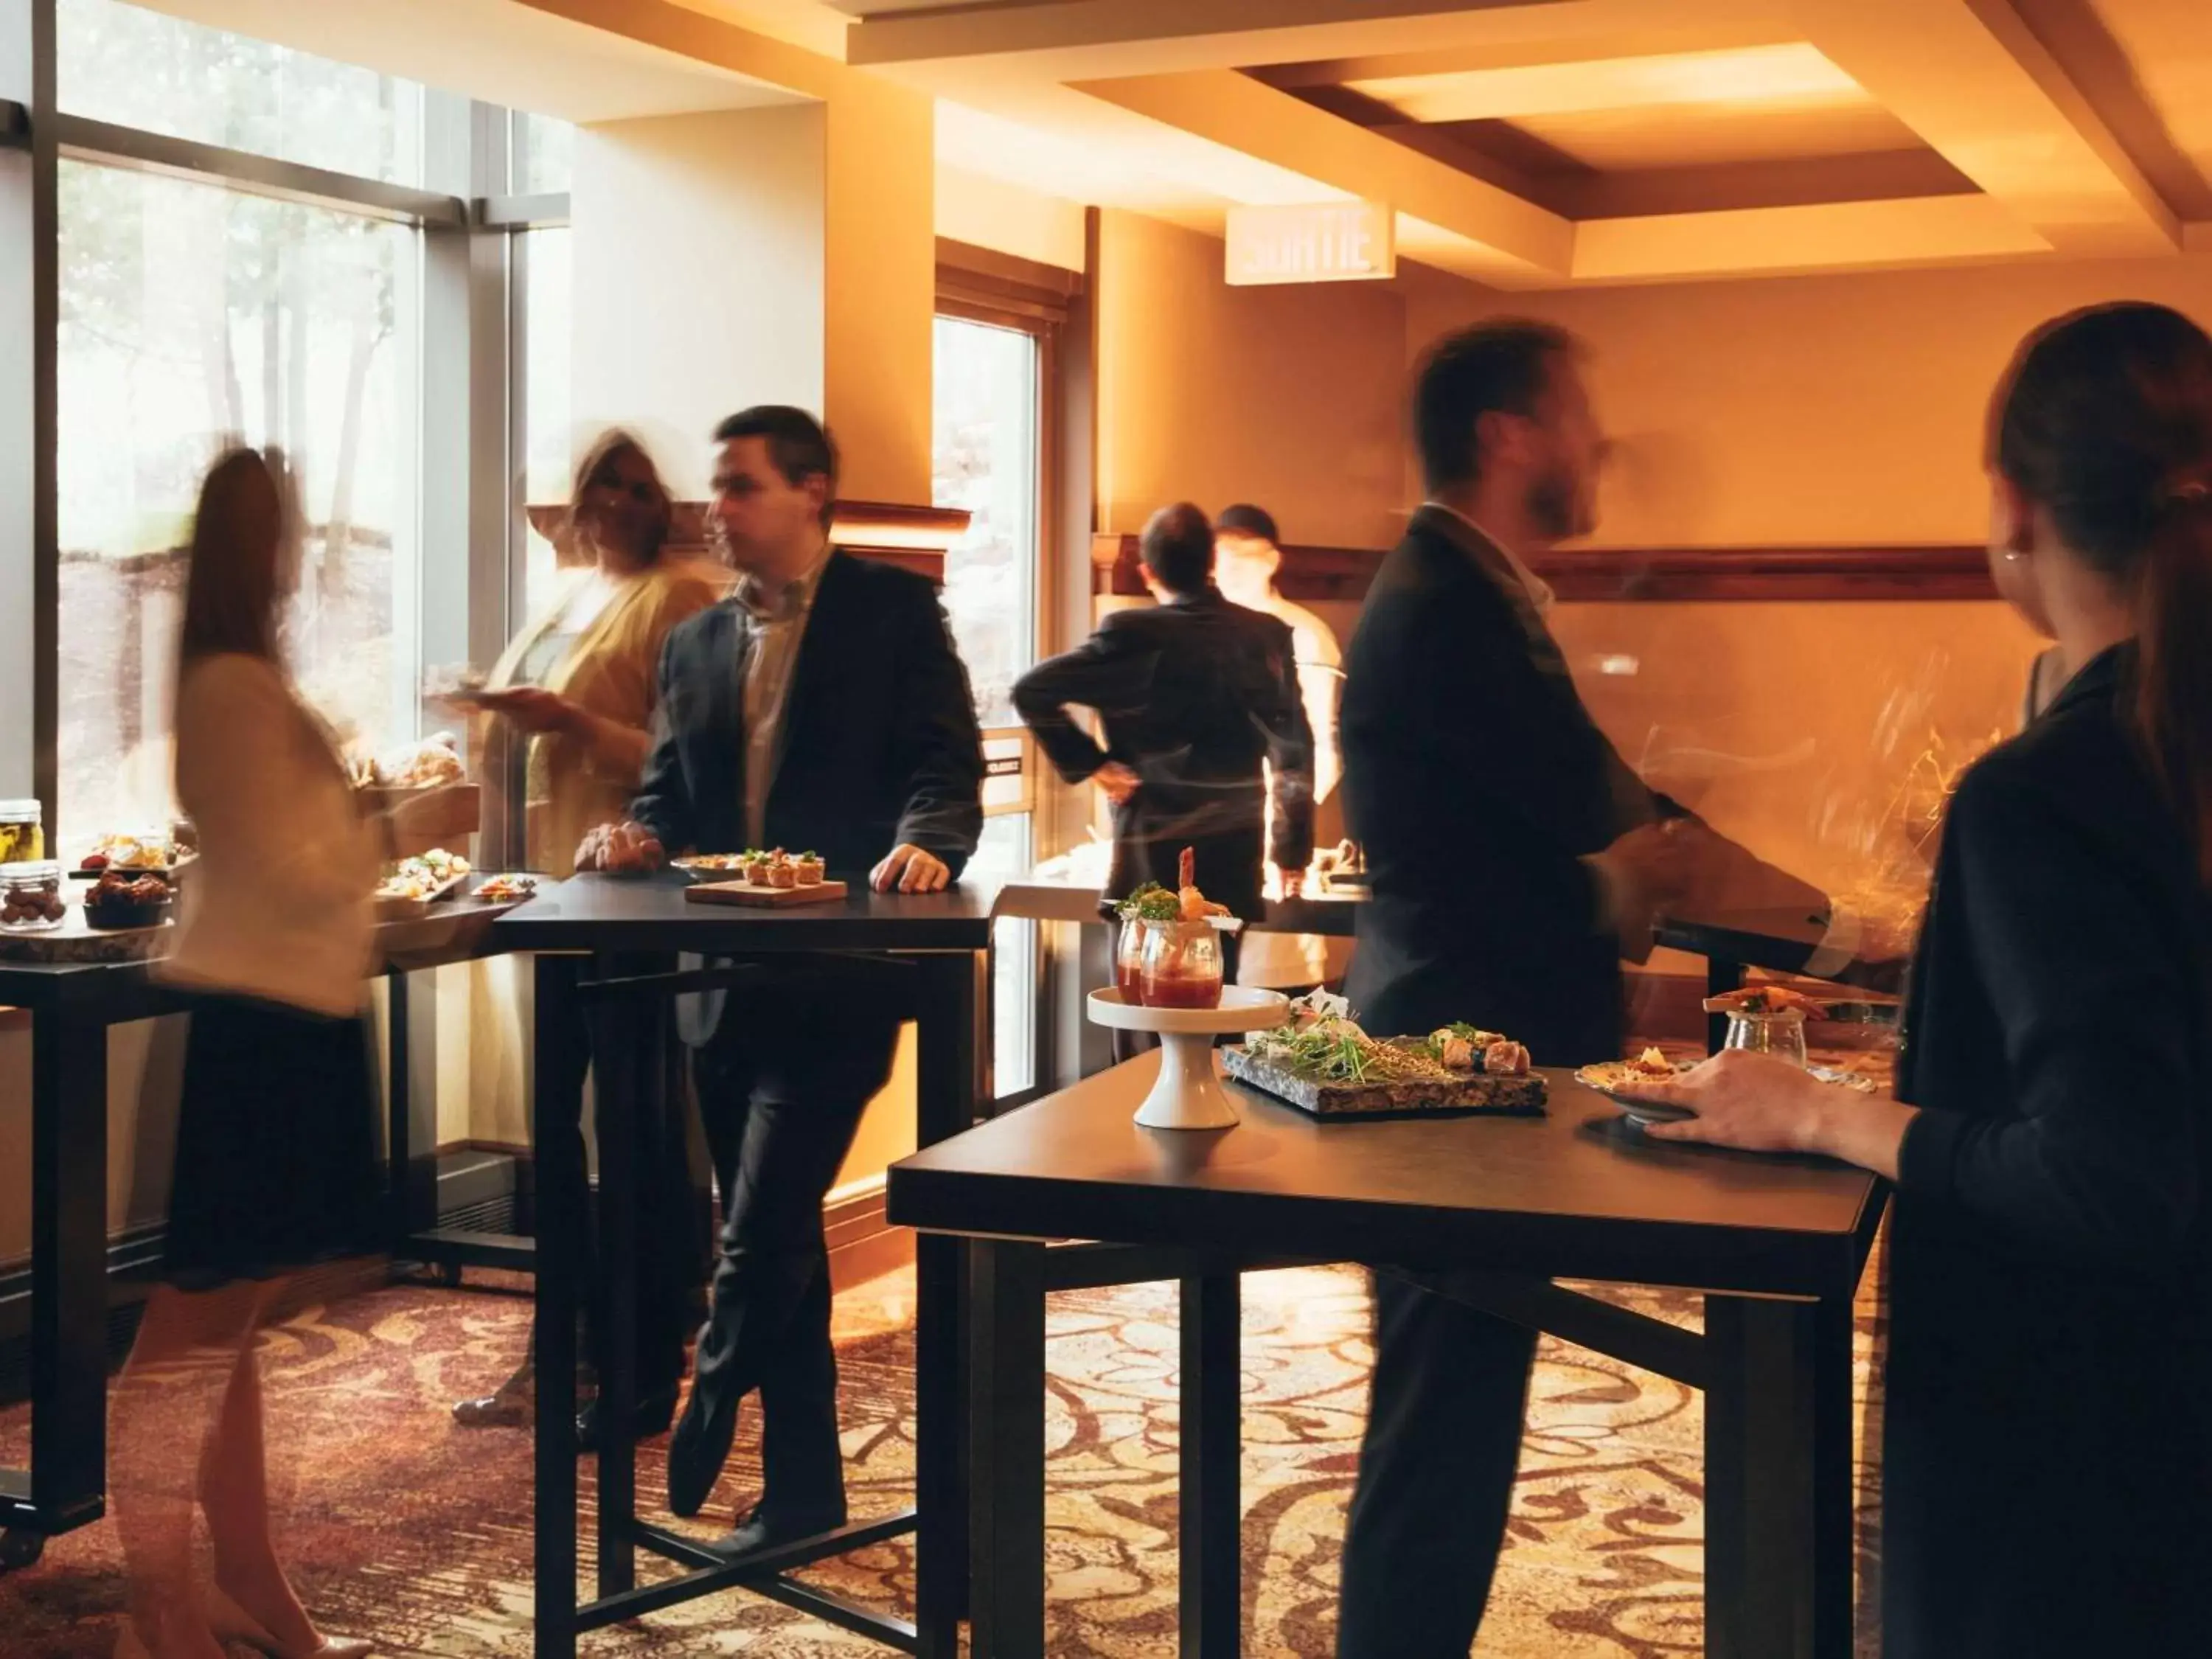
[534,954,583,1659]
[1705,1293,1817,1659]
[588,984,640,1600]
[913,950,982,1658]
[27,1006,108,1537]
[385,967,440,1254]
[1810,1284,1857,1659]
[1705,955,1745,1054]
[1180,1273,1240,1657]
[969,1238,1046,1659]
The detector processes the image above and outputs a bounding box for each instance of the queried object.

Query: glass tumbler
[1722,1007,1809,1068]
[1137,918,1225,1009]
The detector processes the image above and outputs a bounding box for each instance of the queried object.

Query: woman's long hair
[566,428,674,566]
[177,445,293,681]
[1992,302,2212,878]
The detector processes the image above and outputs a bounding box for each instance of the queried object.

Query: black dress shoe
[665,1378,744,1517]
[705,1504,849,1562]
[574,1386,678,1455]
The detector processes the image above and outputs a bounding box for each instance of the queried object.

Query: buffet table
[490,872,996,1659]
[889,1052,1886,1659]
[0,886,523,1572]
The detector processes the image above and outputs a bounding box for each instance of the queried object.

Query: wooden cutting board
[684,878,849,908]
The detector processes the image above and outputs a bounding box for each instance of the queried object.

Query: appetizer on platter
[83,869,173,930]
[1226,991,1547,1116]
[681,846,849,908]
[351,732,465,791]
[80,832,181,873]
[1576,1048,1692,1096]
[1700,984,1829,1019]
[474,873,539,902]
[376,849,472,902]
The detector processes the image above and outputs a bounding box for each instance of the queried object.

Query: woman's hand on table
[1615,1048,1919,1178]
[872,844,950,894]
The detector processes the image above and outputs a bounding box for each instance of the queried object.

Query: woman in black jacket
[1624,302,2212,1657]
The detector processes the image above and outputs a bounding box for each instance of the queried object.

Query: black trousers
[689,978,904,1519]
[1336,1270,1538,1659]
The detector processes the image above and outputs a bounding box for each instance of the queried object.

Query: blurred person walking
[1335,321,1695,1659]
[109,448,460,1659]
[448,430,720,1449]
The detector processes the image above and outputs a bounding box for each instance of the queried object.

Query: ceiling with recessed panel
[170,0,2212,288]
[822,0,2212,287]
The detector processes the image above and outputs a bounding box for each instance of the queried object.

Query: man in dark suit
[579,406,984,1557]
[1335,323,1692,1658]
[1012,500,1314,940]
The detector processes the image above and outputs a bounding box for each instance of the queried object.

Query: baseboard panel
[826,1181,911,1292]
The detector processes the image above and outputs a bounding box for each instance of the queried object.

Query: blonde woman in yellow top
[452,431,720,1441]
[472,430,723,876]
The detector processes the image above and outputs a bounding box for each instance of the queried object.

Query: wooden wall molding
[529,499,971,586]
[1091,532,1997,603]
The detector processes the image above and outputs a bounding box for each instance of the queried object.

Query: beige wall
[936,166,1086,273]
[573,105,829,499]
[1096,210,1407,550]
[1408,252,2212,549]
[824,78,936,506]
[1391,254,2212,938]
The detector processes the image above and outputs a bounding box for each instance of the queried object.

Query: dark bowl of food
[83,872,174,931]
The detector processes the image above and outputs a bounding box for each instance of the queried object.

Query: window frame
[0,0,571,852]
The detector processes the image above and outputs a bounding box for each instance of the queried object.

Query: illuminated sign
[1225,200,1395,286]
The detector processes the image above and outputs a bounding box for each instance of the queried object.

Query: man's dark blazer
[1341,505,1671,1066]
[1012,586,1314,919]
[633,549,984,877]
[631,551,985,1044]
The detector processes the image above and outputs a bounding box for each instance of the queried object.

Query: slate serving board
[1223,1044,1548,1119]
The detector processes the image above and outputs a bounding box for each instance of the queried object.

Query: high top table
[491,871,997,1659]
[889,1052,1886,1659]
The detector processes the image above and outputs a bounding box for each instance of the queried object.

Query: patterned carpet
[0,1247,1888,1658]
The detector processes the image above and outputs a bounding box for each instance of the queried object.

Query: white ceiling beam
[1074,67,1573,286]
[1784,0,2177,256]
[847,0,1792,77]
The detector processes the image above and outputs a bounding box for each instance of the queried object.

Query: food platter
[677,848,840,905]
[374,851,473,921]
[1223,1043,1546,1118]
[1223,992,1547,1120]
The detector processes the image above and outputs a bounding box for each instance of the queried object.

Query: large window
[57,162,422,848]
[59,0,425,184]
[519,225,574,616]
[15,0,577,858]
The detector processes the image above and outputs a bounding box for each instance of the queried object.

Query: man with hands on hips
[576,406,983,1557]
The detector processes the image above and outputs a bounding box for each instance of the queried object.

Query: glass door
[933,311,1044,1098]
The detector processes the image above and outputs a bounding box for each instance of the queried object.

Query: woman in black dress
[1624,302,2212,1655]
[109,451,455,1659]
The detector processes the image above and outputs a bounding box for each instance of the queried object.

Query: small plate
[1578,1060,1879,1127]
[1576,1060,1697,1124]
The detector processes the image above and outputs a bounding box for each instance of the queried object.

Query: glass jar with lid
[0,800,42,864]
[1,860,66,931]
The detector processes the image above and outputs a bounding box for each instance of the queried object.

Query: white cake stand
[1087,986,1290,1130]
